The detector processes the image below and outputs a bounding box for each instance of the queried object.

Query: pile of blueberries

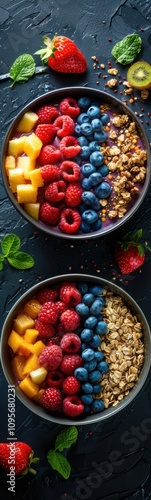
[75,96,111,233]
[75,282,109,414]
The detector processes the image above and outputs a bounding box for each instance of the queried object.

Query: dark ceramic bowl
[1,87,151,240]
[1,274,151,425]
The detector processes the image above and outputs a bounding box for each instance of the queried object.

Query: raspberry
[59,208,81,234]
[54,115,74,137]
[37,287,58,304]
[60,333,81,353]
[45,180,66,203]
[60,161,80,181]
[41,387,62,410]
[60,354,83,375]
[59,98,80,118]
[57,323,67,337]
[39,202,60,226]
[38,301,58,324]
[35,124,56,144]
[39,145,62,165]
[60,136,81,158]
[46,370,64,389]
[40,165,60,182]
[37,105,59,124]
[65,182,82,207]
[55,300,67,315]
[60,309,81,331]
[35,318,56,338]
[62,376,81,395]
[39,344,63,369]
[59,283,81,307]
[62,395,84,416]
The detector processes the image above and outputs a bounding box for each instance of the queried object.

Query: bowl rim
[1,86,151,240]
[1,273,151,425]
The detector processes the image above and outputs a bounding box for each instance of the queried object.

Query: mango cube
[16,112,38,133]
[8,167,25,193]
[23,353,40,375]
[24,133,42,159]
[32,388,45,403]
[24,329,39,343]
[19,377,39,398]
[29,168,44,188]
[30,367,47,384]
[8,330,22,353]
[23,299,41,319]
[11,355,26,380]
[5,155,16,173]
[17,184,37,204]
[14,313,35,335]
[24,202,40,221]
[8,136,26,157]
[30,340,45,356]
[16,156,36,180]
[17,341,35,357]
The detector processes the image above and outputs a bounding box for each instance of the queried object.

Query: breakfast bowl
[1,274,151,425]
[1,87,151,240]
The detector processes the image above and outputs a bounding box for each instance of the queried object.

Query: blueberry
[82,293,94,306]
[89,285,104,295]
[98,164,109,177]
[95,320,107,335]
[95,351,104,361]
[80,221,91,233]
[81,382,93,394]
[87,105,101,119]
[78,283,89,295]
[101,112,109,125]
[82,348,95,361]
[77,113,90,125]
[91,118,102,131]
[84,316,98,328]
[74,124,81,135]
[91,399,105,413]
[81,163,96,177]
[89,370,102,383]
[78,203,87,214]
[84,360,97,372]
[80,146,90,160]
[93,200,102,211]
[81,342,87,351]
[89,335,101,349]
[81,394,93,405]
[74,367,88,381]
[89,172,102,187]
[78,97,91,109]
[89,140,100,153]
[80,328,93,342]
[82,209,98,225]
[83,405,91,415]
[94,181,111,198]
[80,122,93,136]
[76,303,89,316]
[93,384,102,394]
[82,191,98,207]
[94,130,107,142]
[90,151,104,167]
[90,298,104,315]
[97,361,109,374]
[81,177,92,190]
[92,219,102,231]
[78,135,89,146]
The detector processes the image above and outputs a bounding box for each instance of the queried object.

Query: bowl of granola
[1,274,151,425]
[2,87,150,239]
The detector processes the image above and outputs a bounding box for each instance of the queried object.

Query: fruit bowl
[1,87,151,239]
[1,274,151,425]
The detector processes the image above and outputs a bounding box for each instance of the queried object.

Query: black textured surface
[1,0,151,498]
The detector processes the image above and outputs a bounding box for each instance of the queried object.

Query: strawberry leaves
[0,234,35,270]
[47,426,78,479]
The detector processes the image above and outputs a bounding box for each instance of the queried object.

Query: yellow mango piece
[23,353,40,375]
[17,184,37,204]
[14,313,35,335]
[11,355,26,380]
[8,136,26,157]
[30,340,45,356]
[24,202,40,221]
[29,168,44,188]
[8,330,22,353]
[30,367,47,384]
[19,377,39,398]
[23,298,41,319]
[17,341,35,357]
[5,155,16,173]
[8,167,25,193]
[24,133,42,159]
[16,156,36,179]
[16,112,38,133]
[32,388,45,403]
[24,329,39,344]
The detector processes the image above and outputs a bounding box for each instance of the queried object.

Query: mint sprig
[0,234,35,270]
[10,54,36,87]
[47,426,78,479]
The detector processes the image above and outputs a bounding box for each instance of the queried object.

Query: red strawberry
[35,124,56,144]
[39,202,60,226]
[59,208,81,234]
[39,145,62,165]
[114,229,150,275]
[37,105,59,124]
[35,35,87,74]
[0,442,39,477]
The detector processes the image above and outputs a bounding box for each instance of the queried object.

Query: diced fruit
[23,299,42,319]
[14,313,35,335]
[8,330,22,353]
[5,155,16,172]
[30,367,47,384]
[8,168,25,193]
[17,184,38,204]
[23,329,39,343]
[16,156,36,180]
[24,133,42,159]
[19,377,39,398]
[8,137,26,157]
[30,340,45,356]
[24,203,40,221]
[16,112,39,133]
[17,341,34,357]
[11,355,26,380]
[32,388,45,403]
[29,168,44,188]
[23,354,40,375]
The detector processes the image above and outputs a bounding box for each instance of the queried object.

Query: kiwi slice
[127,61,151,90]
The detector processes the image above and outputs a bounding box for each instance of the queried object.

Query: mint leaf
[55,426,78,452]
[7,252,35,270]
[10,54,36,87]
[47,450,71,479]
[111,34,142,65]
[1,234,21,256]
[0,255,4,270]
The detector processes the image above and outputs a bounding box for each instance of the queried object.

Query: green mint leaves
[0,234,35,270]
[47,426,78,479]
[111,34,142,65]
[10,54,36,87]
